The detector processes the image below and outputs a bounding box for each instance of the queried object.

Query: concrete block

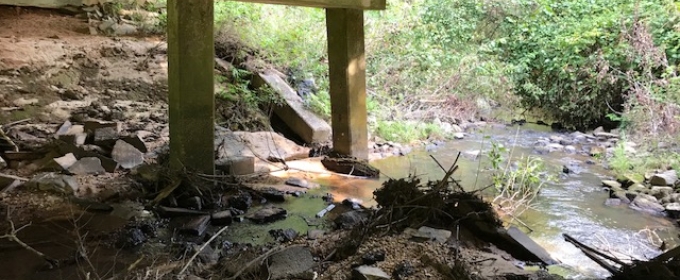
[253,70,331,144]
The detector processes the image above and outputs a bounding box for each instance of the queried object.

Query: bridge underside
[168,0,383,174]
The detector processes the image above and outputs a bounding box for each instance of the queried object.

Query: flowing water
[320,123,680,279]
[3,124,680,280]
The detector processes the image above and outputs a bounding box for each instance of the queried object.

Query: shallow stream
[322,123,680,279]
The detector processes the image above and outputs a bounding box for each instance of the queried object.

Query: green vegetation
[210,0,680,175]
[486,140,555,204]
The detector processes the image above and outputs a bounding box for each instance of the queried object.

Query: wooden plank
[326,8,369,160]
[233,0,386,10]
[167,0,216,175]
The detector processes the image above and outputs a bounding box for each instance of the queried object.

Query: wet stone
[68,157,106,175]
[180,215,211,236]
[361,250,386,265]
[392,261,416,280]
[665,203,680,219]
[226,192,253,211]
[285,177,309,188]
[112,140,144,169]
[269,228,298,242]
[245,206,287,224]
[116,227,147,248]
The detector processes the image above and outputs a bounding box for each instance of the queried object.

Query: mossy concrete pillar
[326,8,369,160]
[167,0,215,174]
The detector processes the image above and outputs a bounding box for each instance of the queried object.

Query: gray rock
[564,145,577,154]
[285,177,309,188]
[602,180,622,189]
[546,143,564,152]
[215,156,255,175]
[27,173,79,194]
[268,246,316,280]
[453,132,465,139]
[119,135,148,153]
[246,206,287,224]
[112,140,144,169]
[650,171,678,186]
[52,153,78,171]
[627,184,648,193]
[665,202,680,219]
[352,266,390,280]
[549,135,563,143]
[307,229,325,240]
[631,195,665,214]
[406,226,451,243]
[610,191,631,204]
[650,186,674,200]
[68,157,106,175]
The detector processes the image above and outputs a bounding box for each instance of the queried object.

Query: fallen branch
[563,233,625,274]
[179,225,229,275]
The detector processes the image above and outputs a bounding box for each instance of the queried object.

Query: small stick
[0,173,29,182]
[178,225,229,275]
[2,118,31,128]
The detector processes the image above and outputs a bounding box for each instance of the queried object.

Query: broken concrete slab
[68,157,106,175]
[252,69,331,144]
[112,140,144,169]
[57,141,119,172]
[53,153,78,170]
[55,122,87,146]
[505,226,559,265]
[119,135,148,153]
[268,246,316,280]
[215,156,255,175]
[215,131,310,162]
[26,173,79,194]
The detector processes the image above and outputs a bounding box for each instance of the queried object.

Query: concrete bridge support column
[326,8,369,160]
[167,0,215,174]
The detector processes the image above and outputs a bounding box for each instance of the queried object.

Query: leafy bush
[495,0,680,129]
